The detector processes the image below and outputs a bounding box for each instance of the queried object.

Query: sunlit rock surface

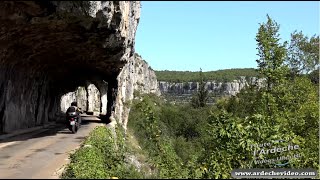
[159,77,265,103]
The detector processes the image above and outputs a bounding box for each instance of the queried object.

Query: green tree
[199,15,319,179]
[256,14,289,89]
[308,68,319,84]
[286,31,319,75]
[255,14,289,116]
[191,68,209,108]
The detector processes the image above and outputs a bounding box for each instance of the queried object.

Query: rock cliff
[159,77,264,102]
[0,1,140,133]
[133,54,161,96]
[57,53,160,130]
[114,53,160,130]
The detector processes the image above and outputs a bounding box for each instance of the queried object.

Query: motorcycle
[66,110,81,134]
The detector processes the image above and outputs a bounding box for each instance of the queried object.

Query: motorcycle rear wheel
[71,124,77,134]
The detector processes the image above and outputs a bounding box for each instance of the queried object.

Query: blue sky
[134,1,319,72]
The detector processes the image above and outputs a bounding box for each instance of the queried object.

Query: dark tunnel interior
[0,1,131,133]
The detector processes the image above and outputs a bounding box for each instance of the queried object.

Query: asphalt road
[0,115,104,179]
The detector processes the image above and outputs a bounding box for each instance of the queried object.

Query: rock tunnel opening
[57,70,119,124]
[60,83,105,116]
[0,30,123,133]
[0,1,140,133]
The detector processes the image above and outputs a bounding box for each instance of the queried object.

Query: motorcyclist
[66,101,83,127]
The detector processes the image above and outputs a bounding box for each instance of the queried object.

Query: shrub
[61,126,143,179]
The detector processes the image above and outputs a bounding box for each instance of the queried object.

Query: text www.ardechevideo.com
[231,168,317,179]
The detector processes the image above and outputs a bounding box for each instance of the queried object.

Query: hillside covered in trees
[155,68,260,82]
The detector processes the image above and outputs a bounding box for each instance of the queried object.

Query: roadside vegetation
[61,125,143,179]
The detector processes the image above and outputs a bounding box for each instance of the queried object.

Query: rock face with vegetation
[133,54,161,96]
[115,53,161,130]
[159,77,264,103]
[155,68,262,102]
[159,77,247,96]
[0,1,141,133]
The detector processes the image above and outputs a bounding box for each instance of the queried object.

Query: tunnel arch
[0,1,140,133]
[58,75,119,124]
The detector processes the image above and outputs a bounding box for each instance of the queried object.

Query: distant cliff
[158,77,264,103]
[155,68,259,83]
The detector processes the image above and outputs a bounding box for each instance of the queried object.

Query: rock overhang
[0,1,138,83]
[0,1,140,133]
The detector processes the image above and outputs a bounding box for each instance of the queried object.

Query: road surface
[0,115,105,179]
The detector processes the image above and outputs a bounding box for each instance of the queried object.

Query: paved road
[0,115,104,179]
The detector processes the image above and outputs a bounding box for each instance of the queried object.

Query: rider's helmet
[71,101,77,106]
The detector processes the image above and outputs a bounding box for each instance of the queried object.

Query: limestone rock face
[133,54,161,96]
[114,53,161,130]
[60,92,77,113]
[60,83,101,114]
[76,87,87,111]
[87,84,101,112]
[0,1,140,133]
[159,77,265,101]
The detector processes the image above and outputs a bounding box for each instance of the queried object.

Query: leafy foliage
[198,15,319,178]
[61,126,143,179]
[155,68,259,82]
[308,68,319,84]
[286,30,319,75]
[256,14,289,91]
[128,94,212,178]
[129,95,190,178]
[191,68,209,108]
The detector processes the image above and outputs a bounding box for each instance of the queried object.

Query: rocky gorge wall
[133,54,161,96]
[114,53,160,130]
[57,53,160,130]
[0,1,141,133]
[159,77,264,102]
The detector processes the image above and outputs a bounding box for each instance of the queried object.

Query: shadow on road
[0,115,107,145]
